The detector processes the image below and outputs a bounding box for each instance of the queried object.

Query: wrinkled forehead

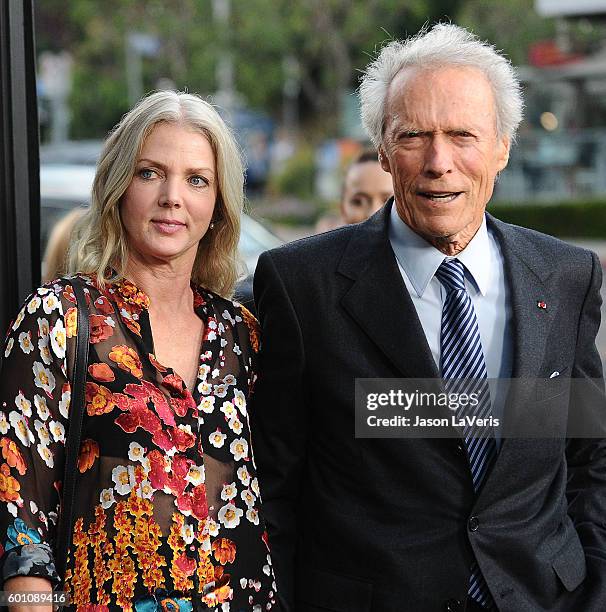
[383,65,498,130]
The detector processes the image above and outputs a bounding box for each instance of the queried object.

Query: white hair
[359,23,524,147]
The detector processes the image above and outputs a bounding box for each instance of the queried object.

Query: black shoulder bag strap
[55,276,90,585]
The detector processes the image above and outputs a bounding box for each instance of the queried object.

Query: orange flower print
[0,438,26,475]
[93,295,114,315]
[65,307,78,338]
[116,279,150,309]
[85,383,116,416]
[78,439,99,473]
[0,463,20,502]
[88,363,115,383]
[89,314,114,344]
[240,306,260,353]
[108,345,143,378]
[212,538,237,565]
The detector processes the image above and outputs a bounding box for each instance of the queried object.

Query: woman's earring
[209,222,215,230]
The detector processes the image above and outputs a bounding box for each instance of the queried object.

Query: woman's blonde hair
[68,90,244,297]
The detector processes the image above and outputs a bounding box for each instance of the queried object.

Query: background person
[340,149,393,225]
[0,91,277,611]
[42,207,85,282]
[252,24,606,612]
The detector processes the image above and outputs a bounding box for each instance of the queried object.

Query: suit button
[444,599,462,612]
[468,516,480,532]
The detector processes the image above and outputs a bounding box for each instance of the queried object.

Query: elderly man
[252,24,606,612]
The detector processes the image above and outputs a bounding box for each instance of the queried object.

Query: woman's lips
[151,219,186,234]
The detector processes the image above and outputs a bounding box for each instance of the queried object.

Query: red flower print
[175,553,196,576]
[93,295,114,315]
[147,450,169,490]
[88,363,115,383]
[89,314,114,344]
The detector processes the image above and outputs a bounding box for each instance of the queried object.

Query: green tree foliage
[41,0,567,141]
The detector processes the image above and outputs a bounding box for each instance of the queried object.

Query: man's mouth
[417,191,462,203]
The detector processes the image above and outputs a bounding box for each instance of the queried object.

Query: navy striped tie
[436,258,496,609]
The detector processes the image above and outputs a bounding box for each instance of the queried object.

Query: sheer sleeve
[0,283,73,586]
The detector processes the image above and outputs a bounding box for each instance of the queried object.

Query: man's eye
[189,175,208,187]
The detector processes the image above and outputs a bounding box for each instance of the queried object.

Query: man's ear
[378,146,391,174]
[496,136,510,172]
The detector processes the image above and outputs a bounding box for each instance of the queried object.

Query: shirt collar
[388,204,492,297]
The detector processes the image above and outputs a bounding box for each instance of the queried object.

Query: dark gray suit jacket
[251,202,606,612]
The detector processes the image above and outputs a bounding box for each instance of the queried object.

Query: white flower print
[42,293,59,314]
[233,389,247,416]
[27,295,41,313]
[29,501,38,514]
[251,477,260,496]
[4,337,14,359]
[128,442,145,462]
[18,331,34,354]
[198,381,213,397]
[198,364,211,378]
[100,488,115,509]
[0,413,9,435]
[58,387,71,419]
[221,482,238,501]
[11,308,25,331]
[214,384,228,398]
[9,411,34,446]
[241,489,256,508]
[199,396,215,413]
[220,338,228,348]
[38,337,52,365]
[34,395,50,421]
[218,503,243,529]
[237,466,251,486]
[15,392,32,417]
[212,368,220,379]
[228,417,243,435]
[230,437,249,462]
[206,518,219,537]
[37,317,50,338]
[220,401,236,419]
[34,420,51,446]
[181,522,195,545]
[209,430,227,448]
[185,464,205,486]
[222,374,236,386]
[48,420,65,443]
[222,309,236,325]
[7,503,18,517]
[37,443,54,468]
[136,480,154,499]
[246,508,259,525]
[233,344,242,356]
[50,319,67,359]
[32,362,56,395]
[112,464,136,496]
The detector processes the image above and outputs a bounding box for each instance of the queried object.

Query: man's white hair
[359,23,523,147]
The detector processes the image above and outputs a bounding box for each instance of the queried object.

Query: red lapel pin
[537,301,547,310]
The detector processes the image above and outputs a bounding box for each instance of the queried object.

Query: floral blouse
[0,275,277,611]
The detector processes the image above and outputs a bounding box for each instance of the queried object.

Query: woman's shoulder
[194,285,260,352]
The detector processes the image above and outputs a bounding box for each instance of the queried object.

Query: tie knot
[435,259,466,293]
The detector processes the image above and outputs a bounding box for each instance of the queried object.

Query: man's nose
[158,177,183,208]
[422,136,453,177]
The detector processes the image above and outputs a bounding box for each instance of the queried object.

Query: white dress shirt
[388,204,513,441]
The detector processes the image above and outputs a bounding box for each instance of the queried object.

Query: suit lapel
[477,215,559,502]
[338,203,439,379]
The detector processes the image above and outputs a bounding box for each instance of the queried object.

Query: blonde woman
[0,91,277,611]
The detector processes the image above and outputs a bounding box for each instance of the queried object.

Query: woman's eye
[189,175,208,187]
[138,168,155,179]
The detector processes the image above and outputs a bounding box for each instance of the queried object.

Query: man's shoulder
[262,224,358,266]
[489,214,596,266]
